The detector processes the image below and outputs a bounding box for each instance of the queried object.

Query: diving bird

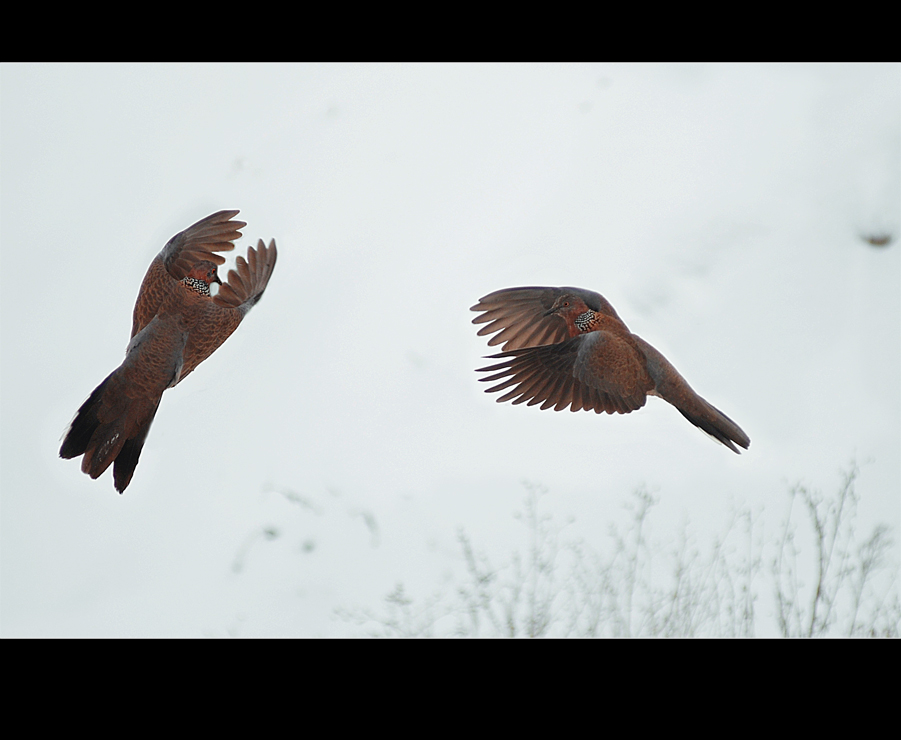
[471,286,749,453]
[60,210,278,492]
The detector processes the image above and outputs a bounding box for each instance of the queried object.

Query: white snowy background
[1,63,898,636]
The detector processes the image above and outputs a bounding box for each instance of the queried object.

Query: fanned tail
[60,370,160,493]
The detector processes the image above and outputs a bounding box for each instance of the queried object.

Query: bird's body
[471,286,749,453]
[60,210,277,492]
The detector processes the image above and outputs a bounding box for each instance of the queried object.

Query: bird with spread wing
[60,210,277,492]
[471,286,749,453]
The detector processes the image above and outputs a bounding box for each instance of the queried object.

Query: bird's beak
[543,307,558,317]
[213,275,222,285]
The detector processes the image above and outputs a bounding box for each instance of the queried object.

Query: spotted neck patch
[182,277,211,296]
[574,310,597,332]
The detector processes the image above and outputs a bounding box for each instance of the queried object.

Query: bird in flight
[471,286,749,453]
[60,210,278,492]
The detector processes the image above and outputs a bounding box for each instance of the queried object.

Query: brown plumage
[471,286,750,453]
[60,210,277,492]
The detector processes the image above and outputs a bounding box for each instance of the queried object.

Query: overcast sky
[1,63,898,636]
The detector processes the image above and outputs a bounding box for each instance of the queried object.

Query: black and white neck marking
[574,310,598,332]
[182,277,212,296]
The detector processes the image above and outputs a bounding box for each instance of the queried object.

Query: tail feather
[112,417,156,493]
[60,370,160,492]
[676,397,750,454]
[635,337,750,454]
[60,371,116,460]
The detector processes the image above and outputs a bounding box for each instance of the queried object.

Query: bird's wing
[477,331,651,414]
[176,239,278,383]
[471,286,572,350]
[470,286,606,351]
[159,210,246,280]
[131,210,246,338]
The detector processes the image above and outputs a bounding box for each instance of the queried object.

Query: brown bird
[471,286,749,453]
[60,210,278,492]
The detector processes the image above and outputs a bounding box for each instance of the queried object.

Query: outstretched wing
[477,331,652,414]
[131,210,246,338]
[176,239,278,383]
[470,286,608,351]
[212,238,278,313]
[160,210,246,281]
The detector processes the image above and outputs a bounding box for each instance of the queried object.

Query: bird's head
[544,293,600,334]
[186,261,222,286]
[544,293,590,319]
[182,261,222,297]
